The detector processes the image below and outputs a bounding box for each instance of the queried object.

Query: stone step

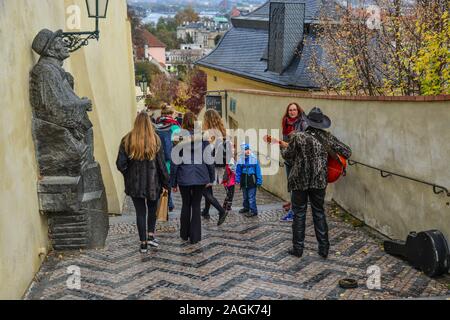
[49,215,88,225]
[53,244,88,251]
[51,224,88,234]
[51,232,88,240]
[52,238,88,246]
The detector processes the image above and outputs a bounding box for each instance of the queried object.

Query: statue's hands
[81,97,93,112]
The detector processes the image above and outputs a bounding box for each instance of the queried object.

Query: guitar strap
[308,131,346,176]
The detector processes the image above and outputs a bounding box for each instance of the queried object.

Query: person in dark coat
[281,107,352,259]
[116,112,169,253]
[155,104,181,212]
[170,112,223,244]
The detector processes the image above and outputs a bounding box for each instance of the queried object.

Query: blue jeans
[242,187,258,213]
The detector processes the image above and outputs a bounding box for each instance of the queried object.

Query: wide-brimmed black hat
[306,107,331,129]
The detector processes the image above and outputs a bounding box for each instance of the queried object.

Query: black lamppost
[63,0,110,52]
[136,76,148,102]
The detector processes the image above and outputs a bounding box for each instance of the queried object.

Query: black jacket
[281,127,352,192]
[170,133,215,187]
[116,140,170,200]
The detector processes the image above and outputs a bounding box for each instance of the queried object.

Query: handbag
[156,190,169,222]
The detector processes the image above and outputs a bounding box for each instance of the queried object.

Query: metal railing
[348,159,450,197]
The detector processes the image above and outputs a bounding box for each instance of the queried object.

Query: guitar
[263,135,347,183]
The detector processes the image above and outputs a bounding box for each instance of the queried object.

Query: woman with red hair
[280,103,308,222]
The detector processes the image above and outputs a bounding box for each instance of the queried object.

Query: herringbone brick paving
[25,186,450,300]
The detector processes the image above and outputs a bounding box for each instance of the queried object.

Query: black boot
[309,189,330,259]
[312,215,330,258]
[318,246,329,259]
[292,209,306,253]
[288,248,303,258]
[291,190,308,254]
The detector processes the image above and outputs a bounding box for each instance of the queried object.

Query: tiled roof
[197,27,325,89]
[138,28,166,48]
[196,1,336,90]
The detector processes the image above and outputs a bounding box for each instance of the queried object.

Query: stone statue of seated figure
[30,29,94,176]
[29,29,109,250]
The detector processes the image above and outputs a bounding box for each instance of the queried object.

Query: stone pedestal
[38,162,109,250]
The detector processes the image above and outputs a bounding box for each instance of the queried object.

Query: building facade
[0,0,137,299]
[134,28,167,67]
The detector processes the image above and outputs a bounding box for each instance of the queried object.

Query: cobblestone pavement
[26,186,450,300]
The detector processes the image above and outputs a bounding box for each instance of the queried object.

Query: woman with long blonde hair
[200,109,231,224]
[117,111,169,253]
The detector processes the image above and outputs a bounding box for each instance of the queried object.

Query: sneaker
[239,208,249,214]
[140,243,148,253]
[201,210,211,219]
[217,211,229,226]
[147,236,159,248]
[202,213,211,219]
[280,211,294,222]
[244,212,258,218]
[282,202,291,210]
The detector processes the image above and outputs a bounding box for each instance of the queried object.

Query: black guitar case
[384,230,450,277]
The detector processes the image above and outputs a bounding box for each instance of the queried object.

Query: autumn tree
[147,74,179,109]
[175,6,200,26]
[309,0,449,95]
[183,68,207,114]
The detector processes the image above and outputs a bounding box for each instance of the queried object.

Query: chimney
[268,1,305,74]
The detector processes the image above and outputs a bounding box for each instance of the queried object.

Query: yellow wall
[0,0,136,299]
[225,89,450,242]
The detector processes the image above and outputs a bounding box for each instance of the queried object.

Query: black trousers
[223,185,235,211]
[202,186,226,216]
[180,185,205,243]
[291,189,329,252]
[131,197,159,242]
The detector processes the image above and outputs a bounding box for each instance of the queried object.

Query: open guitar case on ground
[384,230,450,277]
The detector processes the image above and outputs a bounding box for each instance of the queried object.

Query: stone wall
[223,89,450,242]
[0,0,136,299]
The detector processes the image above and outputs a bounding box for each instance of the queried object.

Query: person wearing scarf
[281,103,308,222]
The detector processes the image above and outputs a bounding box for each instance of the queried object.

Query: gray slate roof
[196,0,332,89]
[239,0,323,22]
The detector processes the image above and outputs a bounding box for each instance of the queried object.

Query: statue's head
[32,29,70,61]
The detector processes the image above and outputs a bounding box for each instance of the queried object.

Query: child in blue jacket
[236,144,263,217]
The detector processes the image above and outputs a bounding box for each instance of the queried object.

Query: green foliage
[412,11,450,95]
[312,1,449,96]
[135,61,162,84]
[145,17,183,50]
